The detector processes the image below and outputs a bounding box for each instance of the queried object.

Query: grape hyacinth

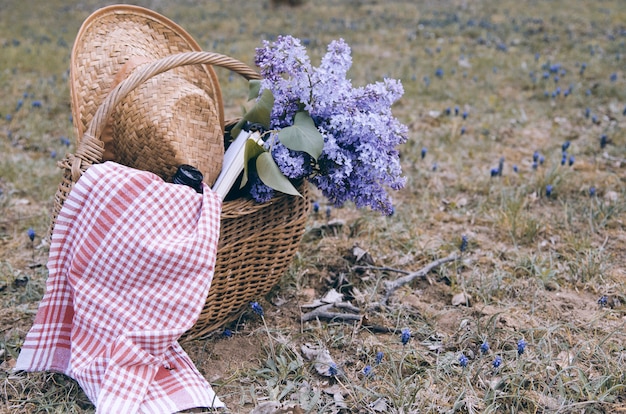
[401,328,411,345]
[375,351,384,365]
[254,36,408,214]
[459,354,468,368]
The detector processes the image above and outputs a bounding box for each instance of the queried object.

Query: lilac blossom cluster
[253,35,408,214]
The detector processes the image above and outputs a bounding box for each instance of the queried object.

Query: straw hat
[70,5,225,185]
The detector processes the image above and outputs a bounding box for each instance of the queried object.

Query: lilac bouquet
[238,35,407,215]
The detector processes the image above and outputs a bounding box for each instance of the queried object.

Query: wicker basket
[51,51,309,338]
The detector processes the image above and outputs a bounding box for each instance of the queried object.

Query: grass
[1,0,625,412]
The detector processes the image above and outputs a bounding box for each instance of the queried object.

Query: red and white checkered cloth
[16,162,225,413]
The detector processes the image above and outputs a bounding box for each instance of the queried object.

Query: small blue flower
[580,62,587,74]
[27,228,35,242]
[554,75,559,83]
[532,161,538,170]
[492,356,502,368]
[513,164,519,173]
[610,72,617,82]
[401,328,411,345]
[562,141,570,152]
[328,363,338,376]
[435,68,444,78]
[460,235,468,252]
[313,201,320,213]
[561,153,567,166]
[31,100,42,108]
[363,365,373,376]
[534,52,540,61]
[546,185,553,197]
[568,155,575,166]
[517,339,527,355]
[592,114,598,124]
[462,111,468,120]
[432,162,438,172]
[325,206,332,219]
[589,186,596,197]
[480,341,489,354]
[597,295,608,307]
[490,167,499,177]
[16,99,23,111]
[251,301,264,317]
[460,126,466,135]
[459,354,468,368]
[584,107,590,118]
[539,155,545,165]
[600,134,607,149]
[223,328,232,337]
[375,351,384,365]
[421,147,427,159]
[532,151,539,162]
[445,107,451,116]
[60,136,71,147]
[454,105,459,116]
[50,150,57,159]
[5,114,12,121]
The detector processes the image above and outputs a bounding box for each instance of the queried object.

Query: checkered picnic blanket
[16,162,225,413]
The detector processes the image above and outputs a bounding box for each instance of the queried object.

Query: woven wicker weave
[52,51,309,338]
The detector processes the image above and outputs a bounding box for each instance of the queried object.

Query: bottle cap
[173,164,204,194]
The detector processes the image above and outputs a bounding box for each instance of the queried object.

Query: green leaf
[277,111,324,160]
[256,152,302,197]
[241,138,267,188]
[248,79,262,100]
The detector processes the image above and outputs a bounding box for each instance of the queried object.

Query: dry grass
[1,0,625,412]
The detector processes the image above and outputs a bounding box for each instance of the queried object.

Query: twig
[301,303,362,322]
[382,252,460,304]
[352,265,410,275]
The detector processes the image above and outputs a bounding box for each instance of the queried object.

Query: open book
[212,130,263,201]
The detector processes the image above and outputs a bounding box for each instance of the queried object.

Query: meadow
[1,0,625,412]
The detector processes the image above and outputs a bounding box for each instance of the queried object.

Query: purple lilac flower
[250,177,275,203]
[492,356,502,368]
[517,339,527,355]
[253,36,408,215]
[480,341,489,354]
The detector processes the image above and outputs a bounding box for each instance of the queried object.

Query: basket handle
[69,51,261,181]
